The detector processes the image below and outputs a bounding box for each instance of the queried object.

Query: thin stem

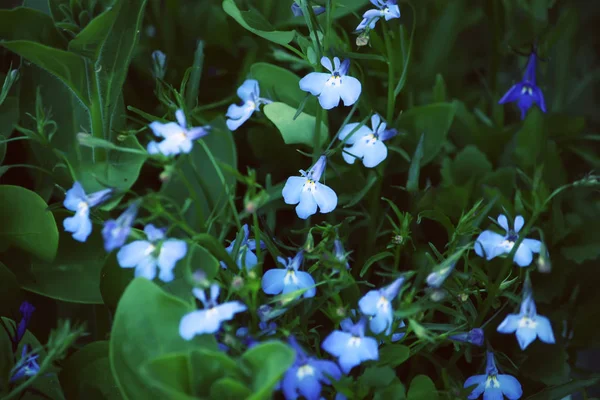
[313,106,323,162]
[282,43,307,60]
[174,166,206,232]
[383,23,395,122]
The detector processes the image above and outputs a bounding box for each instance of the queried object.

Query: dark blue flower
[497,294,555,350]
[474,214,542,267]
[449,328,484,347]
[282,156,338,219]
[147,109,210,156]
[356,0,400,31]
[291,2,326,17]
[464,351,522,399]
[226,80,272,131]
[10,345,40,382]
[102,202,139,252]
[222,224,264,270]
[116,224,187,282]
[339,114,397,168]
[262,251,316,298]
[358,277,404,335]
[499,52,547,120]
[299,57,362,110]
[15,302,35,346]
[282,336,342,400]
[63,182,112,242]
[321,318,378,373]
[179,284,247,340]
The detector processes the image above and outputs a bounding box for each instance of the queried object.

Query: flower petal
[240,248,258,270]
[516,326,537,350]
[262,269,287,295]
[179,310,215,339]
[513,243,533,267]
[215,301,247,322]
[338,122,371,144]
[533,86,547,113]
[296,190,318,219]
[498,83,524,104]
[497,214,509,232]
[282,367,299,399]
[237,79,259,101]
[117,240,153,268]
[321,331,351,358]
[226,107,254,131]
[157,239,187,282]
[357,336,379,364]
[496,314,520,334]
[369,309,392,335]
[513,215,525,232]
[149,121,183,138]
[313,359,341,383]
[474,230,505,260]
[283,176,306,205]
[338,76,361,106]
[464,375,486,399]
[175,109,186,128]
[483,387,504,400]
[362,139,387,168]
[134,256,158,280]
[299,72,331,96]
[522,238,541,254]
[497,375,523,400]
[321,56,333,73]
[63,182,86,211]
[313,182,337,214]
[535,315,555,344]
[295,271,316,298]
[63,211,93,242]
[358,290,380,316]
[144,224,165,242]
[318,84,342,110]
[298,375,322,400]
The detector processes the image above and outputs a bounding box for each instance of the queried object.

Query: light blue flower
[391,320,406,342]
[222,224,264,270]
[147,109,210,156]
[426,262,455,288]
[282,156,338,219]
[497,294,555,350]
[499,52,546,120]
[179,284,247,340]
[474,214,542,267]
[226,79,271,131]
[358,277,405,335]
[102,202,139,252]
[464,351,522,400]
[356,0,401,31]
[339,114,397,168]
[262,251,316,298]
[10,345,40,382]
[282,336,342,400]
[116,224,187,282]
[299,57,362,110]
[449,328,484,347]
[321,317,378,374]
[291,1,326,17]
[333,239,350,270]
[63,182,112,242]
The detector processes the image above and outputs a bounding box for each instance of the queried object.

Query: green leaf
[406,133,425,192]
[263,102,328,148]
[59,341,123,400]
[110,278,217,400]
[222,0,296,45]
[525,377,600,400]
[514,109,544,169]
[241,341,295,399]
[360,366,396,388]
[210,378,253,399]
[378,344,410,368]
[397,102,457,166]
[250,62,316,114]
[141,353,195,399]
[522,345,570,385]
[433,74,447,102]
[189,349,243,397]
[0,185,58,262]
[68,7,120,60]
[0,262,19,316]
[374,382,406,400]
[0,7,67,48]
[444,145,493,186]
[406,375,438,400]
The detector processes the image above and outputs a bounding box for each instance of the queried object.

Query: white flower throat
[327,72,342,87]
[485,375,501,389]
[303,179,317,192]
[284,269,299,285]
[296,364,315,380]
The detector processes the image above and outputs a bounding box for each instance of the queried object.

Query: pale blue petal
[522,238,541,253]
[322,331,351,358]
[149,121,183,138]
[339,76,361,106]
[237,79,259,102]
[240,248,258,270]
[313,359,341,383]
[299,72,330,96]
[85,188,112,207]
[299,375,322,400]
[321,57,333,73]
[362,139,387,168]
[117,240,154,268]
[296,190,318,219]
[483,387,503,400]
[535,315,555,344]
[144,224,165,242]
[356,18,370,31]
[497,314,520,334]
[513,216,524,232]
[179,310,216,339]
[385,4,400,19]
[313,183,337,214]
[63,182,86,211]
[214,301,247,322]
[64,211,92,242]
[358,336,379,363]
[358,291,380,316]
[363,9,382,19]
[147,141,159,154]
[175,109,186,128]
[283,176,306,205]
[338,123,371,144]
[340,318,354,332]
[134,256,158,280]
[497,375,522,400]
[369,310,392,335]
[464,375,486,399]
[157,239,187,282]
[497,214,509,232]
[474,230,505,260]
[187,126,210,141]
[516,326,537,350]
[192,287,207,305]
[513,243,533,267]
[318,84,341,110]
[295,271,316,298]
[226,104,254,131]
[262,269,286,295]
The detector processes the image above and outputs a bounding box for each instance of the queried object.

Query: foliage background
[0,0,599,399]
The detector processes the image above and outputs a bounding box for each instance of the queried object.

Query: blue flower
[222,224,264,270]
[15,302,35,346]
[391,320,406,342]
[299,57,362,110]
[358,277,405,335]
[333,240,350,270]
[499,52,547,120]
[322,317,378,373]
[464,351,522,400]
[497,294,555,350]
[426,262,455,288]
[147,109,210,156]
[226,79,272,131]
[102,202,139,252]
[282,156,338,219]
[291,1,326,17]
[262,251,316,298]
[10,345,40,382]
[282,336,342,400]
[356,0,401,31]
[474,214,542,267]
[179,284,247,340]
[116,224,187,282]
[151,50,167,79]
[63,182,112,242]
[449,328,484,347]
[339,114,397,168]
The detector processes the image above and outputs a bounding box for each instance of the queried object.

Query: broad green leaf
[397,102,457,166]
[110,279,217,400]
[250,62,316,114]
[526,377,600,400]
[210,378,252,399]
[141,353,195,400]
[442,145,493,186]
[189,349,243,397]
[374,382,406,400]
[222,0,296,45]
[19,215,106,303]
[1,41,89,106]
[241,341,295,399]
[69,7,119,60]
[360,366,396,388]
[59,341,123,400]
[378,344,410,368]
[407,375,438,400]
[263,102,328,148]
[0,7,67,48]
[514,109,544,169]
[0,185,58,262]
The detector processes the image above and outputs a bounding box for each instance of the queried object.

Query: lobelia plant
[0,0,598,399]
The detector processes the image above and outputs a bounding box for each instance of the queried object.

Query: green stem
[313,106,323,162]
[174,166,206,232]
[88,62,107,162]
[383,23,395,122]
[282,43,307,60]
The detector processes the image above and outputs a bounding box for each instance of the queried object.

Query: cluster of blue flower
[53,1,552,398]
